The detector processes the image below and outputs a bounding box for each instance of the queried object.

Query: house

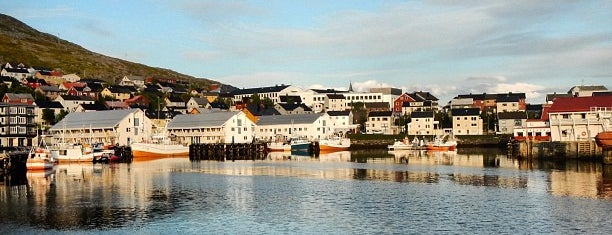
[370,87,403,109]
[546,93,572,104]
[23,77,49,89]
[393,93,415,113]
[2,93,35,105]
[274,103,313,115]
[105,101,130,110]
[55,95,95,112]
[451,108,483,135]
[62,73,81,83]
[567,85,608,97]
[513,119,551,141]
[66,84,99,100]
[496,95,522,113]
[1,67,31,82]
[365,111,395,135]
[448,97,474,109]
[497,111,527,135]
[201,92,220,103]
[75,103,108,112]
[35,70,64,85]
[119,75,146,88]
[186,97,210,113]
[365,102,390,113]
[48,109,152,146]
[100,86,136,101]
[546,96,612,141]
[0,102,37,147]
[456,92,526,112]
[325,94,347,111]
[244,103,280,118]
[327,110,356,134]
[255,113,332,142]
[125,95,150,109]
[165,95,187,114]
[35,85,62,100]
[167,111,256,144]
[407,111,437,136]
[33,100,64,127]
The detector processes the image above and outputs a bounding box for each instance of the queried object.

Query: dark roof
[368,111,393,117]
[451,108,480,116]
[80,103,108,111]
[80,78,107,84]
[311,88,348,94]
[593,91,612,97]
[496,95,520,102]
[59,95,95,101]
[167,96,184,103]
[410,111,434,118]
[3,67,29,73]
[327,110,351,116]
[497,111,527,119]
[546,93,572,102]
[326,94,345,99]
[279,95,302,104]
[230,85,290,95]
[246,104,280,116]
[457,93,525,101]
[35,100,64,109]
[526,104,543,111]
[209,101,229,110]
[277,103,312,112]
[107,85,135,94]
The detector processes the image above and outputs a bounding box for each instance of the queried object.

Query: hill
[0,13,219,87]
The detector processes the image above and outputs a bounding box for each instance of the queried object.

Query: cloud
[216,71,306,89]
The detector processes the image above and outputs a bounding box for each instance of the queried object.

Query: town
[0,61,611,161]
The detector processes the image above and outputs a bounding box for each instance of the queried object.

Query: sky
[1,0,611,104]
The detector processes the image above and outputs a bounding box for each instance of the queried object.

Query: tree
[262,97,274,107]
[42,108,56,126]
[56,110,69,123]
[349,102,367,132]
[251,93,261,104]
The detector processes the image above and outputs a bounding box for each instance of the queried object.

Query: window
[562,114,569,119]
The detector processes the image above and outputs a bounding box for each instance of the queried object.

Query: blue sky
[1,0,611,103]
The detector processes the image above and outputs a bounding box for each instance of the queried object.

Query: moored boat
[319,136,351,152]
[290,138,311,152]
[595,131,612,148]
[130,134,189,160]
[388,137,425,150]
[425,135,457,151]
[267,141,291,152]
[50,143,95,162]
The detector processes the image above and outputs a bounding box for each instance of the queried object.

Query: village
[0,61,611,161]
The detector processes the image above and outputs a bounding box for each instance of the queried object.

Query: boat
[27,142,54,171]
[319,136,351,152]
[290,137,311,153]
[595,131,612,148]
[425,134,457,151]
[50,143,96,162]
[388,137,425,150]
[267,141,291,152]
[130,133,189,160]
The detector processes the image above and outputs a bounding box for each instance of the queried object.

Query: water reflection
[2,148,612,231]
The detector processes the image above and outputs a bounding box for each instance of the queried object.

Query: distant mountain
[0,13,220,88]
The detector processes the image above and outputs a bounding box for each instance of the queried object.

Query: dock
[189,143,268,161]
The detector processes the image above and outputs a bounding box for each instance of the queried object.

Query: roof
[50,109,139,130]
[548,96,612,113]
[368,111,393,117]
[257,113,325,125]
[526,104,543,111]
[4,93,34,100]
[209,101,229,110]
[451,108,480,116]
[59,95,95,101]
[327,110,351,116]
[546,93,572,102]
[246,104,280,116]
[410,111,434,118]
[3,67,29,73]
[568,85,608,92]
[230,85,290,95]
[497,111,527,119]
[107,85,136,93]
[277,103,312,112]
[167,112,240,129]
[37,85,61,92]
[457,92,525,101]
[80,103,108,111]
[34,100,64,109]
[279,95,302,103]
[496,95,520,102]
[326,94,345,99]
[190,97,209,105]
[311,88,348,94]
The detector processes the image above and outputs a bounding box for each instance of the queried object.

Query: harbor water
[2,148,612,234]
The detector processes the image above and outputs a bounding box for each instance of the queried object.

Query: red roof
[548,96,612,113]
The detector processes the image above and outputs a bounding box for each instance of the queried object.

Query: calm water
[2,148,612,234]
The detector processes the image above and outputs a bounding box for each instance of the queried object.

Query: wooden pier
[0,150,29,177]
[507,139,603,161]
[189,143,268,161]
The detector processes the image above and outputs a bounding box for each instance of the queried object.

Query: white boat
[319,136,351,152]
[267,141,291,152]
[130,134,189,160]
[388,137,425,150]
[50,143,95,162]
[425,134,457,151]
[27,140,55,171]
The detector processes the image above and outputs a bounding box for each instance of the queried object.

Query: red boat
[595,131,612,148]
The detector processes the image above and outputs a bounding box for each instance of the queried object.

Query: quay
[0,149,29,176]
[189,143,268,161]
[507,139,603,161]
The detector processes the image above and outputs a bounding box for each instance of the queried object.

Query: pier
[507,139,602,160]
[0,150,28,177]
[189,143,268,161]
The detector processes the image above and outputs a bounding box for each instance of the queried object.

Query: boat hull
[131,142,190,160]
[596,131,612,148]
[267,142,291,152]
[26,158,54,171]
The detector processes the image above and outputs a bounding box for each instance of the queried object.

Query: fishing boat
[50,143,95,162]
[425,134,457,151]
[290,137,311,153]
[388,137,425,150]
[319,136,351,152]
[130,133,189,160]
[595,131,612,148]
[27,140,54,171]
[267,135,291,152]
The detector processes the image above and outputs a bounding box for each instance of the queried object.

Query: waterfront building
[255,113,332,142]
[407,111,437,135]
[451,108,483,135]
[497,111,527,135]
[456,92,526,113]
[230,84,303,104]
[496,95,522,113]
[546,96,612,142]
[0,102,36,147]
[48,109,151,146]
[398,92,438,115]
[327,110,356,134]
[167,111,255,144]
[365,111,396,135]
[513,120,551,141]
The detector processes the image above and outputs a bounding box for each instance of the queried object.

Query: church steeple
[348,81,353,92]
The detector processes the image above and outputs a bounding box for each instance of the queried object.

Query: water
[2,148,612,234]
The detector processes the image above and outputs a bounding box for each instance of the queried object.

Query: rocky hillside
[0,13,218,87]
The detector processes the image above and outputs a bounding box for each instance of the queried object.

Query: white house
[119,75,146,88]
[167,111,255,144]
[513,120,551,141]
[55,95,95,112]
[230,85,303,104]
[62,73,81,83]
[186,97,210,113]
[365,111,396,134]
[48,109,152,146]
[255,113,332,142]
[567,85,608,97]
[407,111,437,135]
[327,110,356,134]
[325,94,347,111]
